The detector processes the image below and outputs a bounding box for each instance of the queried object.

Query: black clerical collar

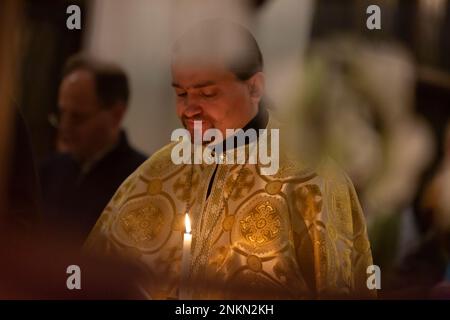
[242,105,269,133]
[216,105,269,153]
[78,130,128,175]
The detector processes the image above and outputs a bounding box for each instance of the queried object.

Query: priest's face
[57,69,121,162]
[171,62,263,140]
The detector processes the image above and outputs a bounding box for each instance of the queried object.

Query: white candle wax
[179,213,192,299]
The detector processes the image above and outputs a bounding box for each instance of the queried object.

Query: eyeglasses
[48,109,104,128]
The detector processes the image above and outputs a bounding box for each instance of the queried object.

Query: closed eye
[202,92,216,98]
[201,89,218,98]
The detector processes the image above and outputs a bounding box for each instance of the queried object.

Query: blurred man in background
[40,55,147,246]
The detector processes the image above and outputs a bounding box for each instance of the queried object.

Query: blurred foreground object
[0,0,40,230]
[4,109,41,230]
[0,0,21,224]
[290,36,434,220]
[0,225,147,299]
[281,36,435,296]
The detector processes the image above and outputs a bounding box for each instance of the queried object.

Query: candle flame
[185,213,191,234]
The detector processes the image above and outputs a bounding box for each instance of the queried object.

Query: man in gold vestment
[84,20,375,299]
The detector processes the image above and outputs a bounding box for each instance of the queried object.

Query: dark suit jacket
[40,131,147,244]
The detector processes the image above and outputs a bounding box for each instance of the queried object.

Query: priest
[84,19,375,300]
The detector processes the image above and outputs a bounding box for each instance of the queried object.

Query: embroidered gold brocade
[84,121,376,300]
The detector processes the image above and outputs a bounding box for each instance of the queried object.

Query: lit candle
[179,213,192,299]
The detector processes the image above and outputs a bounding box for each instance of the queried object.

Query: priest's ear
[246,72,265,107]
